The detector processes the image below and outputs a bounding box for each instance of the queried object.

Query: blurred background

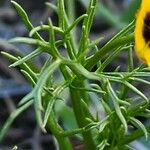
[1,0,149,150]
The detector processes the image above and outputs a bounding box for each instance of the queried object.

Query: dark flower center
[143,12,150,46]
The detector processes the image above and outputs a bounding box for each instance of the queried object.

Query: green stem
[70,79,96,150]
[46,112,73,150]
[59,128,84,137]
[43,84,72,150]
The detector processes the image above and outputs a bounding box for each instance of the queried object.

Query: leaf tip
[11,0,16,5]
[9,64,15,68]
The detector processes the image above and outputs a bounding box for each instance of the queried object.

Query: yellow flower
[135,0,150,67]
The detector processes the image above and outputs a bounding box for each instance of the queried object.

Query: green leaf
[118,99,130,106]
[64,14,88,35]
[45,2,58,13]
[70,83,105,94]
[78,0,97,57]
[127,48,134,71]
[123,81,148,102]
[131,77,150,86]
[88,36,104,49]
[34,89,45,131]
[35,59,61,94]
[43,97,56,128]
[9,37,57,56]
[1,51,37,82]
[97,139,109,150]
[29,25,63,37]
[11,1,43,40]
[48,18,60,58]
[18,91,34,106]
[21,69,36,86]
[32,59,61,130]
[0,101,32,142]
[98,45,133,72]
[107,81,128,133]
[85,33,134,70]
[66,62,99,80]
[10,47,43,67]
[58,0,67,30]
[9,37,48,48]
[101,99,112,115]
[107,20,135,42]
[130,117,148,140]
[43,81,69,127]
[98,120,109,133]
[1,51,18,62]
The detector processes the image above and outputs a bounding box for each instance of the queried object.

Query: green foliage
[1,0,150,150]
